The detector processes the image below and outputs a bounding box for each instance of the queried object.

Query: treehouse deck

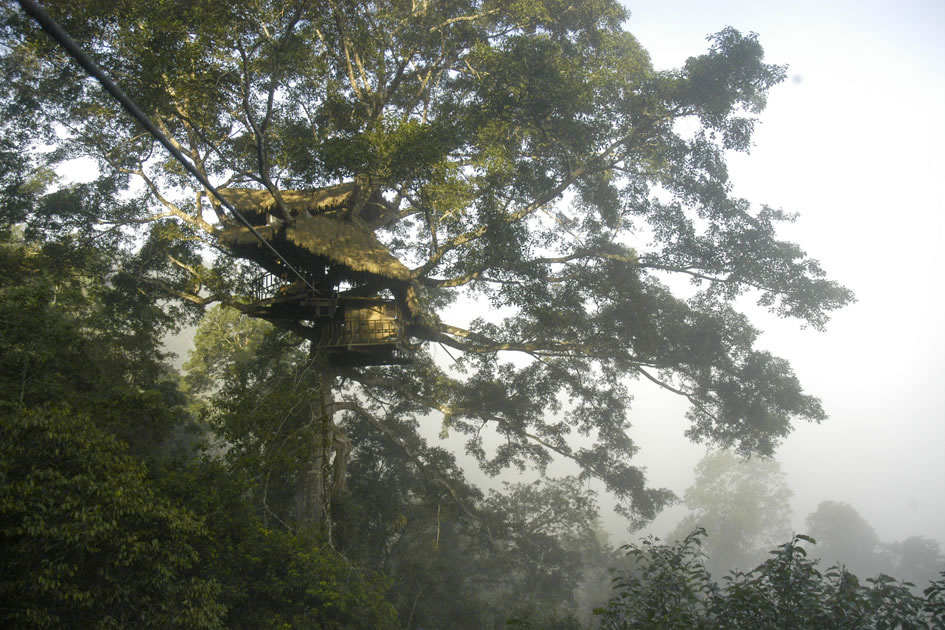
[217,187,418,367]
[246,273,411,366]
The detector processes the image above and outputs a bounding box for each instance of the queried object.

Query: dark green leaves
[598,530,944,630]
[0,406,224,629]
[677,28,787,131]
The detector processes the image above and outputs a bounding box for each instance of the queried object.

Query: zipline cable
[16,0,318,293]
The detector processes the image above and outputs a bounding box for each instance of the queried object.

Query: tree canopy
[0,236,401,629]
[2,0,852,526]
[806,501,883,578]
[597,530,945,629]
[668,450,793,576]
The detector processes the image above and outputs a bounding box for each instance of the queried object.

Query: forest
[1,0,943,627]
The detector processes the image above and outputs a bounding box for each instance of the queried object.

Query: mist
[613,0,945,552]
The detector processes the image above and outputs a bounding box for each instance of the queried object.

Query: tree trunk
[292,346,351,535]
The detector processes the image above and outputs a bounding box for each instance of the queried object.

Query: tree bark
[293,347,350,534]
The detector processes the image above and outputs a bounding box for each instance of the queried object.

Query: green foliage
[184,305,277,397]
[185,309,326,524]
[482,477,609,621]
[0,235,399,628]
[0,3,868,625]
[885,537,945,592]
[331,393,494,628]
[185,303,619,627]
[597,530,945,630]
[196,486,400,630]
[599,529,716,629]
[2,0,855,526]
[924,572,945,627]
[804,502,945,592]
[0,404,399,630]
[0,237,198,458]
[0,406,224,629]
[220,526,398,630]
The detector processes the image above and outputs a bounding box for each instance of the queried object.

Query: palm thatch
[219,214,412,282]
[217,184,355,217]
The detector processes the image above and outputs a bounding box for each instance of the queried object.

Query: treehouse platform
[216,186,419,367]
[244,274,412,366]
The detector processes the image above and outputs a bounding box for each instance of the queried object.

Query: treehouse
[217,186,418,366]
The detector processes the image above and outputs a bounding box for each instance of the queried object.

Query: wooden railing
[251,272,286,301]
[315,317,401,348]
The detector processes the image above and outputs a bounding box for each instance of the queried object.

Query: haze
[621,0,945,550]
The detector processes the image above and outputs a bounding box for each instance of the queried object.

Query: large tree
[805,501,885,578]
[2,0,852,528]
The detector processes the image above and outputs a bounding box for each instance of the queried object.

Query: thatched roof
[219,214,412,282]
[217,184,355,217]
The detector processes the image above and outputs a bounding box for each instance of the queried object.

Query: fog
[618,0,945,556]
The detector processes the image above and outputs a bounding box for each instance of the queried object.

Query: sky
[615,0,945,546]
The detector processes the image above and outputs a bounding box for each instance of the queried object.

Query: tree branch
[410,128,644,278]
[332,399,490,536]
